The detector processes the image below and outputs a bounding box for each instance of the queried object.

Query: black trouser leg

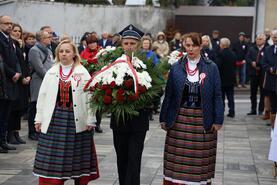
[221,87,226,113]
[113,131,147,185]
[0,100,12,144]
[28,101,37,136]
[96,110,102,126]
[125,131,146,185]
[8,110,22,132]
[258,83,265,113]
[225,87,235,115]
[113,131,129,185]
[250,76,259,113]
[269,91,277,114]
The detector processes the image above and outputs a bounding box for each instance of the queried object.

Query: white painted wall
[0,1,173,40]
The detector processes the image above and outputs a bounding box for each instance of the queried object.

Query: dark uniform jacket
[110,109,150,133]
[262,45,277,92]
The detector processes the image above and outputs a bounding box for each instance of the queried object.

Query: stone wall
[0,1,173,42]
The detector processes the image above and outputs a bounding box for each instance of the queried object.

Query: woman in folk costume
[160,32,224,185]
[110,24,149,185]
[33,40,99,185]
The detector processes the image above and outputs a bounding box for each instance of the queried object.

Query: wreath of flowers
[83,47,164,122]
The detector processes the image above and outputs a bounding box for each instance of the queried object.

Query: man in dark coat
[211,30,220,56]
[98,32,112,48]
[262,30,277,128]
[246,33,266,115]
[0,15,21,152]
[215,37,237,118]
[232,32,249,88]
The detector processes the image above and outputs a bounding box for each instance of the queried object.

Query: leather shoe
[0,147,8,153]
[0,143,16,150]
[247,111,257,115]
[14,131,26,144]
[95,125,103,133]
[227,113,235,118]
[28,134,38,141]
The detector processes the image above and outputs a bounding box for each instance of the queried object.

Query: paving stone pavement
[0,94,277,185]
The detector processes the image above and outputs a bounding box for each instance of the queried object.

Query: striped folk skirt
[163,106,217,185]
[33,105,99,180]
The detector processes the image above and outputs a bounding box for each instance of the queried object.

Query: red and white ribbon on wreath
[83,55,140,96]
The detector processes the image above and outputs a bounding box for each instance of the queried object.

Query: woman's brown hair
[182,32,202,47]
[140,36,153,50]
[12,23,24,47]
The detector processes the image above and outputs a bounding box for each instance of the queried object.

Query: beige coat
[153,32,169,58]
[35,64,95,134]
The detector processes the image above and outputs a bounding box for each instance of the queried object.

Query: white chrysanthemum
[137,71,152,89]
[167,50,187,65]
[96,46,116,58]
[132,57,147,69]
[105,46,116,52]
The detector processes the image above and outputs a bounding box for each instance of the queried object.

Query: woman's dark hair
[183,32,202,47]
[86,35,98,44]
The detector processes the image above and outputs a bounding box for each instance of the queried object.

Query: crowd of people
[0,14,277,185]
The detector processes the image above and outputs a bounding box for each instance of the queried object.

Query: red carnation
[138,85,147,93]
[128,93,138,101]
[178,52,183,57]
[116,94,125,102]
[124,79,133,89]
[105,88,112,95]
[103,95,112,105]
[101,84,109,90]
[89,86,95,92]
[117,88,125,95]
[110,81,116,88]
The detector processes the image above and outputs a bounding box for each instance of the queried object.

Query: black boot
[7,131,20,145]
[28,133,38,141]
[14,131,26,144]
[0,142,16,150]
[0,147,8,153]
[95,123,103,133]
[149,112,154,121]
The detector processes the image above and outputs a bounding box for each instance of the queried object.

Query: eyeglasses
[1,22,13,25]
